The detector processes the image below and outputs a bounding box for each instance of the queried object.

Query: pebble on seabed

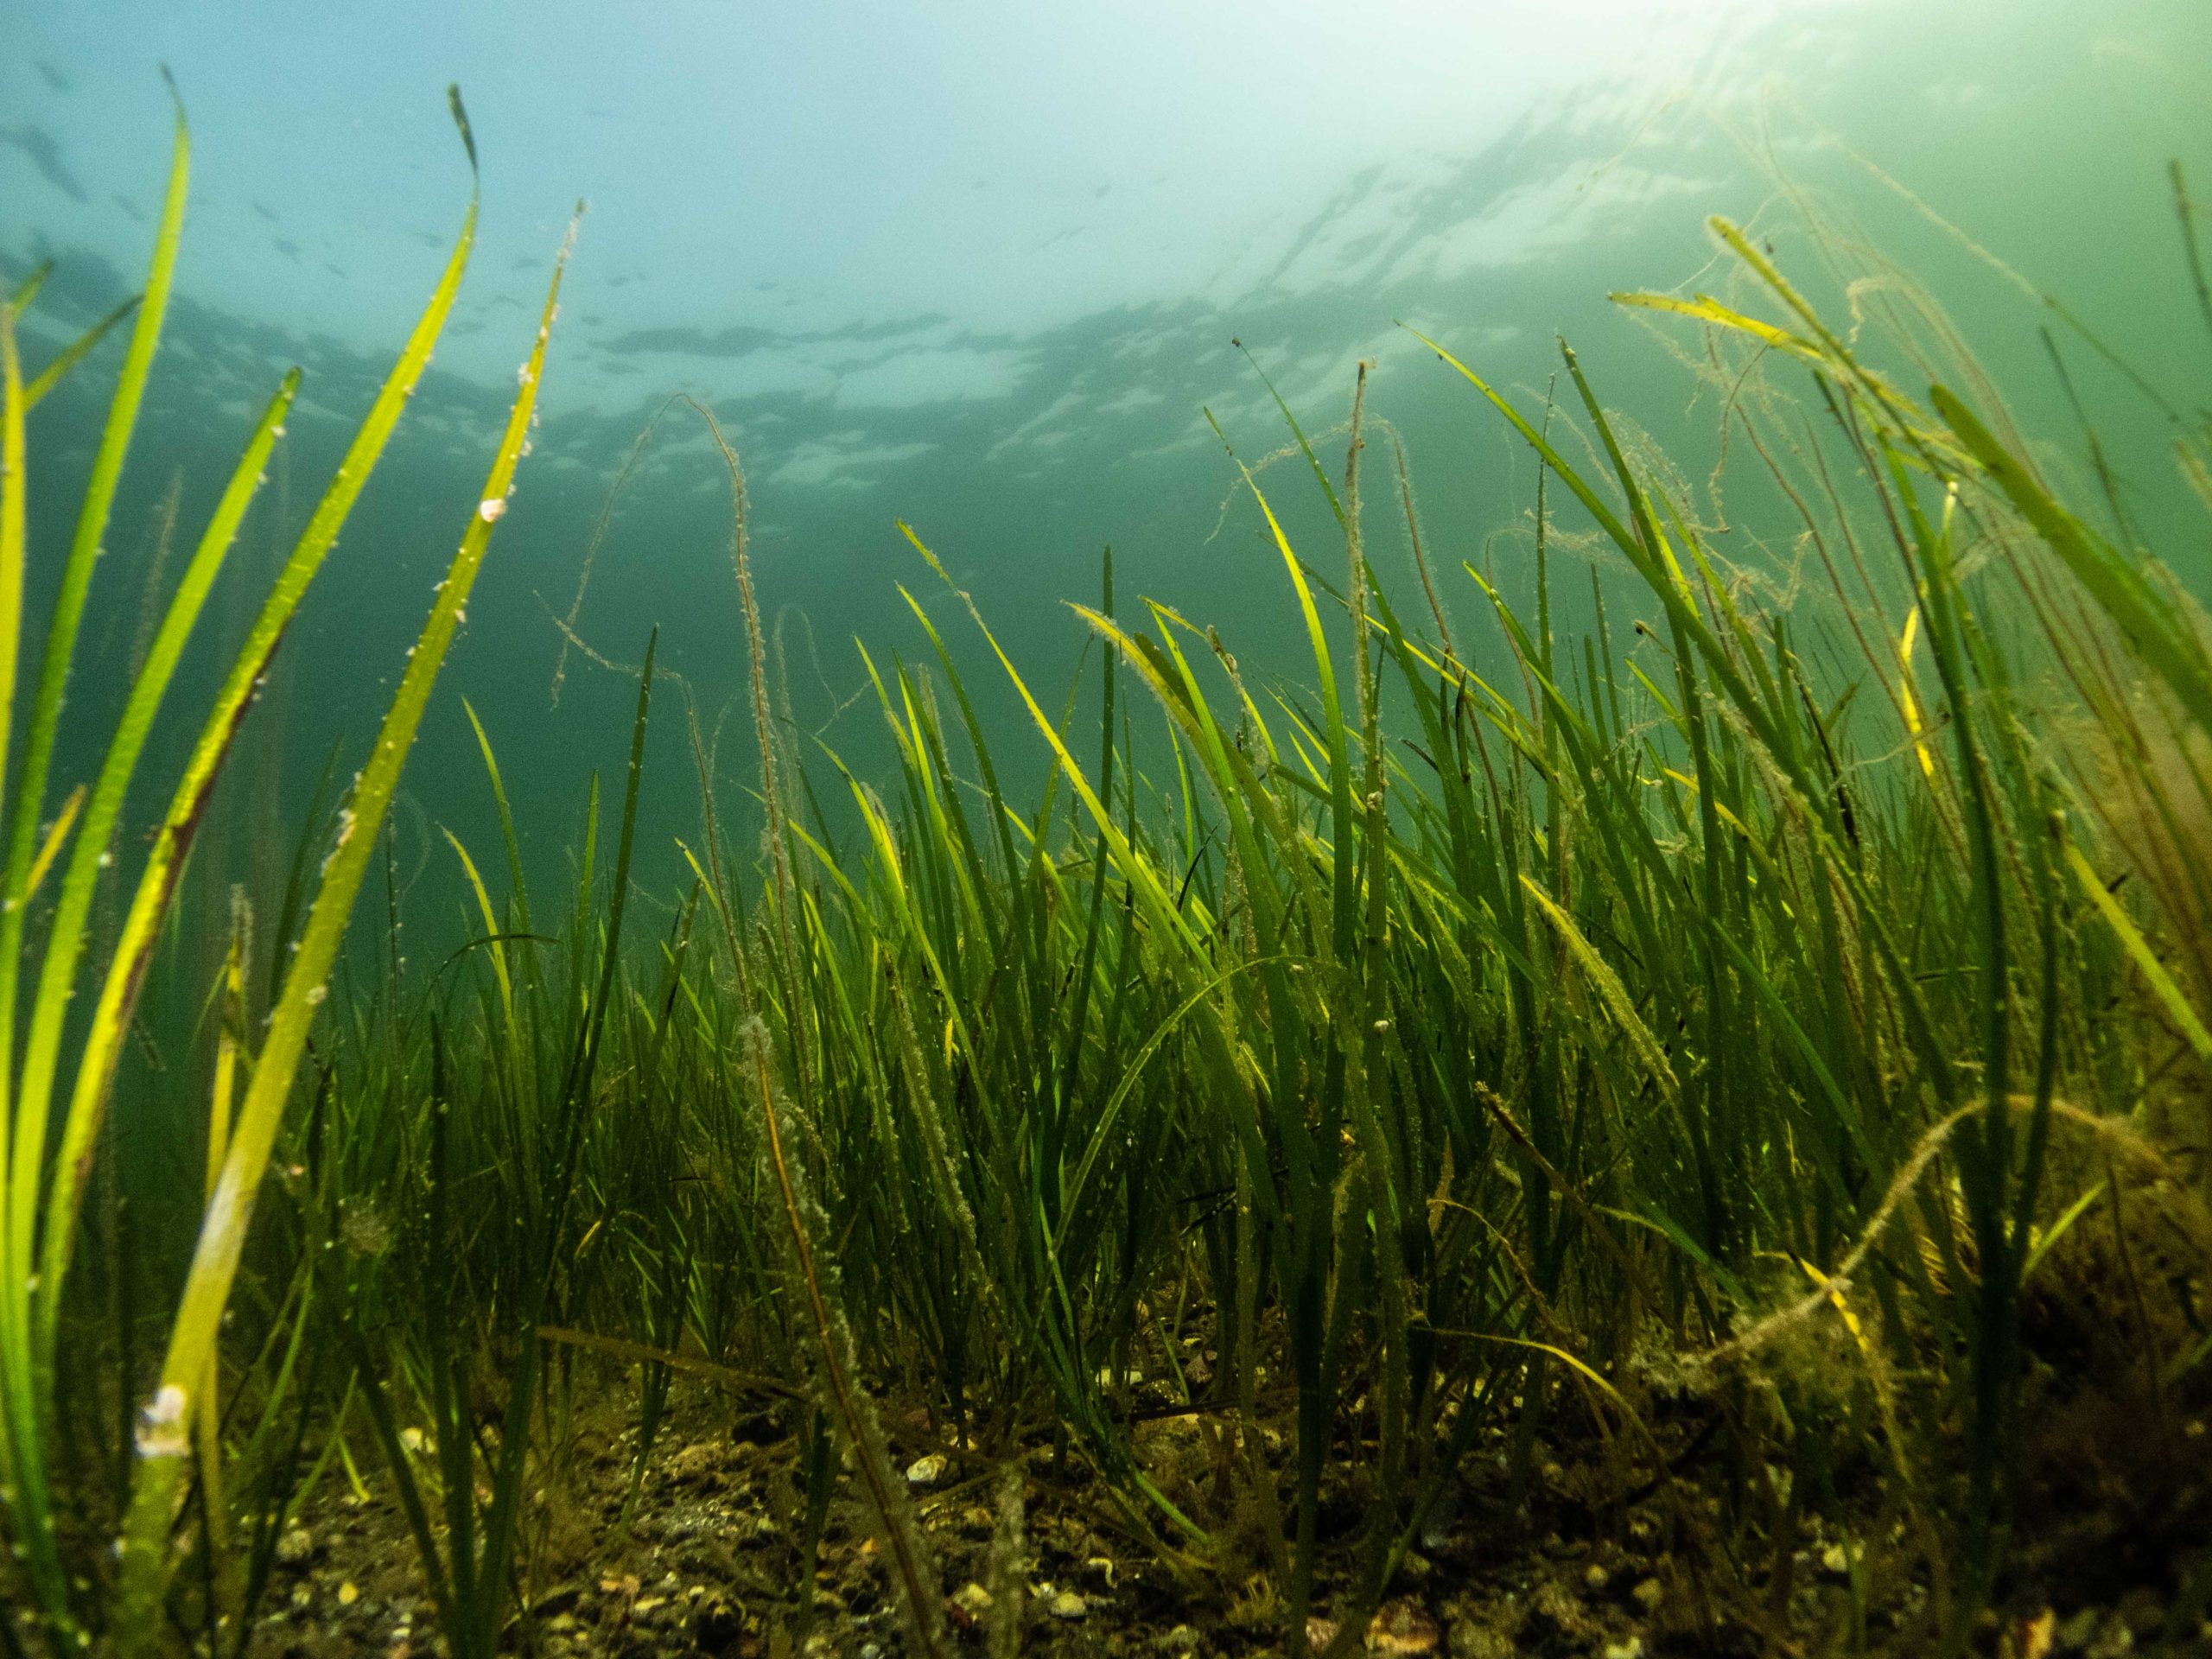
[906,1452,950,1487]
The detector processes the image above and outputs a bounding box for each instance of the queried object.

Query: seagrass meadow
[7,41,2212,1659]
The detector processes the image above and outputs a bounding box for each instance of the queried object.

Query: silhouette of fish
[0,125,86,203]
[35,62,69,93]
[253,202,279,222]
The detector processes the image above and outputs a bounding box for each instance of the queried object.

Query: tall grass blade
[108,191,572,1655]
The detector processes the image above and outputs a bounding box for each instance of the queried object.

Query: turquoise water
[3,0,2209,920]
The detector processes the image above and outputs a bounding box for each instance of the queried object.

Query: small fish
[324,261,347,279]
[112,193,143,222]
[0,125,86,203]
[274,238,301,259]
[35,62,70,93]
[253,201,278,222]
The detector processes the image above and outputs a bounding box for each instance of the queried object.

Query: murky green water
[3,14,2211,1639]
[4,0,2208,918]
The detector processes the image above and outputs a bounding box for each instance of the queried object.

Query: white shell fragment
[136,1383,189,1458]
[905,1452,949,1487]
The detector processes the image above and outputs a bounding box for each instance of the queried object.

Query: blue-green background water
[3,0,2209,948]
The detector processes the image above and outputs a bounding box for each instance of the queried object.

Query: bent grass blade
[22,294,143,411]
[33,92,484,1373]
[108,197,571,1656]
[11,368,299,1370]
[0,86,189,1643]
[2065,837,2212,1059]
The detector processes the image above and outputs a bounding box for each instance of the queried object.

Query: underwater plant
[4,79,2211,1659]
[0,80,573,1654]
